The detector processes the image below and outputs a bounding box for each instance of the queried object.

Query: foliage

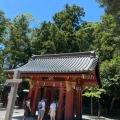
[83,87,106,98]
[93,14,117,61]
[0,10,9,99]
[100,57,120,97]
[31,22,57,54]
[95,0,120,15]
[83,86,106,115]
[53,4,85,31]
[17,80,30,102]
[95,0,120,37]
[76,22,98,51]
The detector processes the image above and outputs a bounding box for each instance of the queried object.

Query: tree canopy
[96,0,120,15]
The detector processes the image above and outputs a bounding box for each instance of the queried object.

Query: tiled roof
[7,51,99,74]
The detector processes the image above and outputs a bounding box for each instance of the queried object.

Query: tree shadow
[12,116,36,120]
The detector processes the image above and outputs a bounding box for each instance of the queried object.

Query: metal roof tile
[7,51,99,74]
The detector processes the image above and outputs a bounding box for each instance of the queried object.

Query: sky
[0,0,104,23]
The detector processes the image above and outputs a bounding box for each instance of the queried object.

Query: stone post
[5,70,22,120]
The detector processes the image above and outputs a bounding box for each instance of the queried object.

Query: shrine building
[7,51,102,120]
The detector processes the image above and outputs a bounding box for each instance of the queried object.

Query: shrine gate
[7,51,102,120]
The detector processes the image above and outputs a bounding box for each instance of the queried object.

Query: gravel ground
[0,108,119,120]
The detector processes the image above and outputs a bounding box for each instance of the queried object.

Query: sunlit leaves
[83,86,106,98]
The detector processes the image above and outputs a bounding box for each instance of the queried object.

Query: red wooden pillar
[23,92,27,104]
[28,88,33,98]
[31,87,40,116]
[79,89,82,120]
[46,89,51,106]
[27,87,35,115]
[73,89,76,117]
[28,88,34,105]
[43,87,47,99]
[4,94,7,106]
[64,88,74,120]
[43,87,48,107]
[51,88,55,102]
[57,88,64,120]
[76,88,82,120]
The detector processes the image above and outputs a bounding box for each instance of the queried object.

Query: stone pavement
[0,108,118,120]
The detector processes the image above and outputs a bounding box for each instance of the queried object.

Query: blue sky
[0,0,104,23]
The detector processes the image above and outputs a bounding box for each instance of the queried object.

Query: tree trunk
[110,97,116,112]
[110,87,117,112]
[91,96,93,116]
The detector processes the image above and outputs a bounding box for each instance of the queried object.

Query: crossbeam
[35,81,66,88]
[6,79,22,83]
[9,73,82,77]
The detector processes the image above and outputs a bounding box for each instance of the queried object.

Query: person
[49,100,56,120]
[23,97,31,120]
[38,98,46,120]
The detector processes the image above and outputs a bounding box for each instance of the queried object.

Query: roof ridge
[32,51,96,60]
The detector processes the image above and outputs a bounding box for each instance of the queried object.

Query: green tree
[53,4,85,31]
[0,10,9,42]
[83,87,106,115]
[0,13,33,100]
[31,21,56,54]
[76,22,98,52]
[100,57,120,111]
[96,0,120,40]
[4,13,33,69]
[0,10,9,99]
[93,14,117,61]
[95,0,120,15]
[52,4,86,53]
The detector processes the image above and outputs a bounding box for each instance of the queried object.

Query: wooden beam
[35,81,66,88]
[33,79,98,88]
[8,73,99,86]
[9,73,82,77]
[80,79,98,83]
[82,82,98,87]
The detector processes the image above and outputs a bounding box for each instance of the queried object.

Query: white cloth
[50,102,56,117]
[41,101,45,111]
[27,101,30,107]
[50,102,56,111]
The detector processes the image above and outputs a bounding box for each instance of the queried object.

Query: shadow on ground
[12,116,91,120]
[12,116,35,120]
